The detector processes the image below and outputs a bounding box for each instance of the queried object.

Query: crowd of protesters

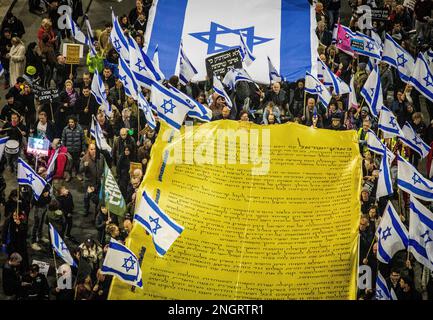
[0,0,432,300]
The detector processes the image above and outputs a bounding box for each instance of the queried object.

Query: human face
[120,130,128,139]
[39,113,47,123]
[88,144,96,158]
[359,218,369,231]
[68,119,76,129]
[272,82,281,94]
[361,191,369,201]
[368,208,377,219]
[83,88,90,97]
[222,107,230,118]
[240,113,249,122]
[7,97,14,104]
[103,68,112,78]
[413,118,421,125]
[390,272,400,285]
[332,119,340,127]
[83,74,90,84]
[11,114,19,123]
[66,83,73,91]
[307,98,315,108]
[125,148,130,156]
[363,122,370,131]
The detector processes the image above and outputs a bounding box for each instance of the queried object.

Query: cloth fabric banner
[145,0,317,83]
[109,120,361,299]
[102,159,126,217]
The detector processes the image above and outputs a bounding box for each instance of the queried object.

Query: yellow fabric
[109,120,362,300]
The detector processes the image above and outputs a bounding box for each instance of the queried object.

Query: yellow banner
[109,120,361,300]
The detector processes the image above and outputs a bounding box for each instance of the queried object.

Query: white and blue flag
[222,68,254,91]
[46,147,60,182]
[239,33,256,67]
[378,106,404,138]
[118,55,138,100]
[366,129,395,161]
[0,61,3,77]
[150,81,192,130]
[376,272,397,300]
[425,49,433,70]
[178,41,198,86]
[110,10,130,63]
[352,31,382,60]
[0,136,8,161]
[409,196,433,271]
[168,85,212,122]
[267,56,282,83]
[213,75,233,109]
[137,92,157,130]
[360,64,383,117]
[400,122,430,159]
[305,71,332,107]
[17,157,48,200]
[90,70,112,118]
[382,33,415,83]
[101,238,143,287]
[84,16,97,57]
[316,58,350,95]
[397,155,433,201]
[134,190,184,256]
[153,45,160,70]
[376,201,409,264]
[49,223,77,267]
[377,154,394,198]
[90,115,112,153]
[145,0,316,83]
[409,52,433,103]
[66,14,87,45]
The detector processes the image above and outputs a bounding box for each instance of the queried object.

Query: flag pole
[52,248,59,282]
[73,248,82,300]
[364,237,376,263]
[303,89,307,120]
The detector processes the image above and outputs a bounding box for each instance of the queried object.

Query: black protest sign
[205,48,242,79]
[350,39,365,52]
[34,87,59,102]
[371,8,389,21]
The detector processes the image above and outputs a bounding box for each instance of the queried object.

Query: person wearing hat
[327,113,345,130]
[22,65,37,85]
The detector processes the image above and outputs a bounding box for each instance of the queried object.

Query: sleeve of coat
[10,45,25,62]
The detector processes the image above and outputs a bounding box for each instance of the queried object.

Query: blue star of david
[121,256,136,272]
[160,99,175,114]
[376,289,383,299]
[370,88,375,96]
[149,216,162,234]
[60,240,67,251]
[26,173,35,184]
[113,38,121,52]
[382,226,392,241]
[315,85,323,95]
[424,74,433,88]
[421,230,433,245]
[397,53,407,68]
[389,116,397,128]
[413,136,422,145]
[189,22,273,55]
[412,172,422,185]
[135,58,145,72]
[365,41,374,51]
[119,74,128,87]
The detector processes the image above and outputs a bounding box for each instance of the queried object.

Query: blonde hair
[41,18,52,29]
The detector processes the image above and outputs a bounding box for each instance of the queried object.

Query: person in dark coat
[25,42,44,83]
[76,86,98,129]
[1,12,25,39]
[57,185,75,241]
[117,146,132,199]
[30,111,56,142]
[2,252,23,299]
[21,264,49,300]
[61,116,86,180]
[2,211,29,272]
[399,275,422,300]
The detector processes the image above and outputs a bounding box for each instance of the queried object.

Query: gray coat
[79,156,104,189]
[61,124,86,154]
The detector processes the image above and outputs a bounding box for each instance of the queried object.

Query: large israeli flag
[382,33,415,83]
[17,158,48,200]
[409,53,433,103]
[110,10,130,63]
[376,201,409,264]
[378,106,404,138]
[400,122,431,159]
[49,223,77,267]
[168,85,212,122]
[397,155,433,201]
[409,196,433,271]
[134,190,184,256]
[145,0,317,83]
[101,238,143,287]
[360,64,383,117]
[118,55,138,100]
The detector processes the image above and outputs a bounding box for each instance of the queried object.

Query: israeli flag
[376,201,409,263]
[153,45,160,70]
[128,36,162,90]
[213,75,233,109]
[316,59,350,95]
[360,64,383,117]
[46,147,60,182]
[168,84,212,122]
[101,238,143,287]
[118,55,138,100]
[134,190,184,256]
[90,115,112,153]
[397,155,433,201]
[150,81,192,130]
[222,68,254,91]
[110,10,130,63]
[409,196,433,271]
[382,33,415,83]
[366,129,395,162]
[66,14,87,45]
[0,136,8,161]
[371,30,384,51]
[377,154,393,198]
[378,106,404,138]
[0,61,4,77]
[376,272,397,300]
[84,16,97,58]
[239,33,256,67]
[17,158,48,200]
[267,56,282,83]
[137,92,157,130]
[400,122,430,159]
[90,70,112,118]
[145,0,316,84]
[425,49,433,70]
[49,223,77,267]
[178,41,198,86]
[409,53,433,103]
[348,76,359,109]
[305,71,332,107]
[352,32,382,60]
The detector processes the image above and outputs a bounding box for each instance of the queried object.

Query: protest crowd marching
[0,0,432,300]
